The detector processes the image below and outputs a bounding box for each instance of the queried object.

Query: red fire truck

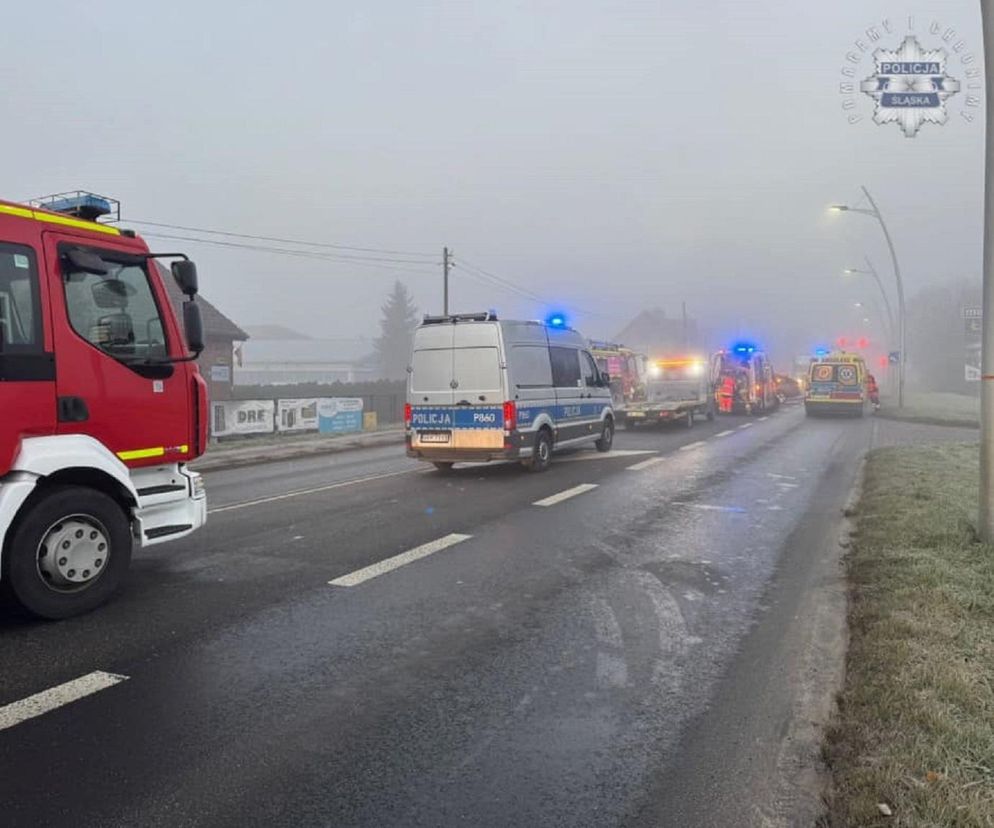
[589,340,646,409]
[0,192,208,618]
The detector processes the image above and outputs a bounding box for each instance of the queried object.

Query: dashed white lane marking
[558,450,655,463]
[759,416,769,421]
[738,423,754,430]
[627,456,667,471]
[210,468,421,514]
[678,440,707,451]
[0,671,128,732]
[533,483,598,507]
[715,429,735,438]
[328,533,472,587]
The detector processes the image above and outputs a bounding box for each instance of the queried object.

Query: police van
[405,312,615,471]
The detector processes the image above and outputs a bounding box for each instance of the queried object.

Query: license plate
[628,411,645,418]
[418,431,451,443]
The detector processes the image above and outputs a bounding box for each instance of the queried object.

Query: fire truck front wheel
[2,486,133,620]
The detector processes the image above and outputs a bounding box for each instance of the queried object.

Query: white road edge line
[627,456,666,471]
[533,483,599,507]
[738,423,754,430]
[0,671,128,732]
[329,533,472,587]
[758,416,769,421]
[557,449,655,462]
[210,468,420,514]
[715,429,735,438]
[678,440,707,451]
[672,502,747,513]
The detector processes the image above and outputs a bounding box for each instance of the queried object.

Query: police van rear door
[449,323,505,444]
[409,324,456,444]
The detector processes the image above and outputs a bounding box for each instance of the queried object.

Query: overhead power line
[140,232,440,275]
[457,256,610,320]
[457,258,551,304]
[127,215,612,323]
[123,218,438,260]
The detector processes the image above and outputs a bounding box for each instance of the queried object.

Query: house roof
[157,262,249,342]
[238,337,374,365]
[614,308,698,356]
[242,324,310,341]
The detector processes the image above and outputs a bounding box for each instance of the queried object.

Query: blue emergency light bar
[731,341,757,355]
[31,190,120,223]
[546,313,567,328]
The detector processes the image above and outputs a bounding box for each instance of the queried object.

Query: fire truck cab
[589,340,646,409]
[0,192,208,618]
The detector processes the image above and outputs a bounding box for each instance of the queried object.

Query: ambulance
[804,351,868,417]
[711,343,778,415]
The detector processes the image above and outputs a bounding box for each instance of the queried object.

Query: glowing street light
[830,188,907,407]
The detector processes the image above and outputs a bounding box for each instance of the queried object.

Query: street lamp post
[853,299,891,342]
[843,257,897,343]
[830,188,907,407]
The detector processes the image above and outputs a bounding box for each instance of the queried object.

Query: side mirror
[600,372,611,387]
[172,260,199,297]
[183,301,205,355]
[64,248,108,275]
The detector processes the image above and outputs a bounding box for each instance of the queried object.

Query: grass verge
[825,443,994,826]
[876,392,979,429]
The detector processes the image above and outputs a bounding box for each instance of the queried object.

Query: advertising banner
[211,400,274,437]
[276,398,321,432]
[318,398,364,434]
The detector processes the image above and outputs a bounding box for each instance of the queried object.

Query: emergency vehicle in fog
[712,344,778,415]
[804,351,868,417]
[589,340,646,409]
[622,355,714,428]
[0,192,207,618]
[406,312,614,472]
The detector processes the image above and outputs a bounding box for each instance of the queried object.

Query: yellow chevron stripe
[117,446,166,461]
[0,203,120,235]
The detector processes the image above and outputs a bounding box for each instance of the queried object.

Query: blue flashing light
[814,346,830,357]
[731,341,757,355]
[546,313,567,328]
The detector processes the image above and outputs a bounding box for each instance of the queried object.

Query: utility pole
[682,301,688,349]
[443,247,451,315]
[979,0,994,540]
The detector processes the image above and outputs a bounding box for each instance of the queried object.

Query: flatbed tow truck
[621,355,715,429]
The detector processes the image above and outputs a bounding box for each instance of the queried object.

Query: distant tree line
[906,278,980,394]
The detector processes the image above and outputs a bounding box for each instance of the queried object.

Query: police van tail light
[503,401,517,431]
[404,403,412,427]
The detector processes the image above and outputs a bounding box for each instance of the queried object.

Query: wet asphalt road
[0,408,975,827]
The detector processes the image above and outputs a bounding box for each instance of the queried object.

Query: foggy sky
[5,0,985,365]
